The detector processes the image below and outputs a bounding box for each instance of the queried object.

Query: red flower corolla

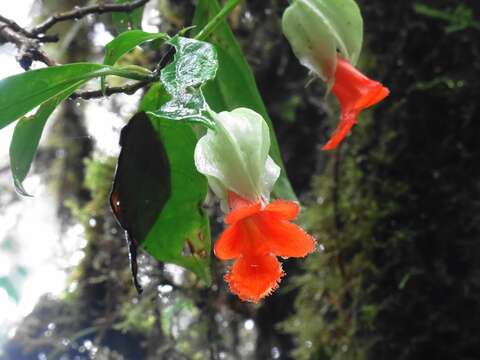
[322,56,390,150]
[215,192,316,302]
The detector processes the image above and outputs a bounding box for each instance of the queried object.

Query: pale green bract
[194,108,280,210]
[282,0,363,84]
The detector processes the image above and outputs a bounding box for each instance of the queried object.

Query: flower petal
[225,254,284,303]
[321,111,358,150]
[322,56,389,151]
[264,200,300,221]
[225,202,262,225]
[214,223,244,260]
[256,214,316,257]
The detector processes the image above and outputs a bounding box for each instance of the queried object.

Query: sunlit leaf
[193,0,297,200]
[148,36,218,127]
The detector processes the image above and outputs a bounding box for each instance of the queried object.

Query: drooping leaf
[0,63,149,131]
[9,80,85,196]
[112,0,145,34]
[111,83,211,285]
[193,0,297,200]
[104,30,169,66]
[148,36,218,127]
[282,0,363,82]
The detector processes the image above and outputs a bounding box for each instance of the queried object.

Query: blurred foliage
[414,3,480,33]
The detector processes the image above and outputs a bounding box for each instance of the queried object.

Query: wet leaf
[148,36,218,127]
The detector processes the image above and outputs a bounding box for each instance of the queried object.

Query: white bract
[282,0,363,85]
[194,108,280,210]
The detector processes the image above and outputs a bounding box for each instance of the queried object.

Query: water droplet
[271,347,281,359]
[244,319,254,330]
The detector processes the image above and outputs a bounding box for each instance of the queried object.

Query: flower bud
[194,108,280,210]
[282,0,363,84]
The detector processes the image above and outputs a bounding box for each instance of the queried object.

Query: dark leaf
[110,112,171,293]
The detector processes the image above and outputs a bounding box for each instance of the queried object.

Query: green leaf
[144,116,211,283]
[101,30,168,92]
[282,0,363,82]
[149,36,218,127]
[141,85,211,283]
[9,80,85,196]
[0,63,153,131]
[114,83,211,283]
[112,0,145,34]
[104,30,169,66]
[193,0,296,200]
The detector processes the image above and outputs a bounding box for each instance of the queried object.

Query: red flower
[322,56,390,150]
[215,192,316,302]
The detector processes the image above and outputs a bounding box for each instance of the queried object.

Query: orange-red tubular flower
[215,192,316,302]
[322,56,390,151]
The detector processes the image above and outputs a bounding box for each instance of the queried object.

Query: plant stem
[194,0,240,41]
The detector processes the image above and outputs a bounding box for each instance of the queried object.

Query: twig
[69,80,152,100]
[0,26,57,69]
[0,15,57,42]
[31,0,150,36]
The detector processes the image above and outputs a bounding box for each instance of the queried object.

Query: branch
[31,0,150,35]
[0,26,57,69]
[0,15,58,42]
[69,80,152,100]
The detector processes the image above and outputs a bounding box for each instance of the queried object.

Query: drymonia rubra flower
[322,56,389,150]
[215,192,316,302]
[282,0,389,150]
[195,108,316,301]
